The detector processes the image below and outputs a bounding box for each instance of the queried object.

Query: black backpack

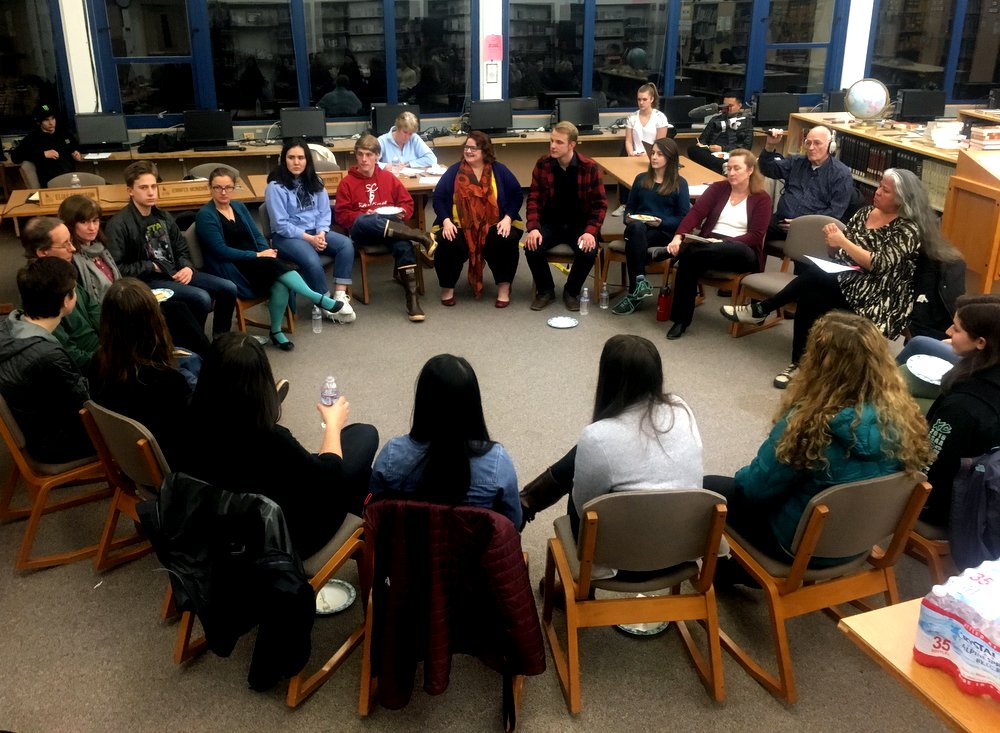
[949,445,1000,571]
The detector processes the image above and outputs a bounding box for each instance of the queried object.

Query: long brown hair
[941,295,1000,390]
[58,195,106,248]
[775,311,930,474]
[97,278,175,385]
[641,138,680,196]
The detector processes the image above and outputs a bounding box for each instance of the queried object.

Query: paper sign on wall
[484,34,503,62]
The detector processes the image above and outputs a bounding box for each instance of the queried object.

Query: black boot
[519,468,569,527]
[385,220,435,266]
[398,265,425,322]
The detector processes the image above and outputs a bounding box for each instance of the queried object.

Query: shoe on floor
[562,290,581,312]
[720,303,766,325]
[611,204,626,217]
[632,278,654,300]
[773,363,799,389]
[530,291,555,311]
[611,293,639,315]
[329,292,356,323]
[666,322,687,340]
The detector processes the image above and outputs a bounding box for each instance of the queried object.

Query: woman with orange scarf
[431,131,524,307]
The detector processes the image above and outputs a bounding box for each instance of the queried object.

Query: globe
[844,78,891,123]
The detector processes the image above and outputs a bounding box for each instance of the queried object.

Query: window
[953,0,1000,101]
[595,2,668,110]
[870,0,953,96]
[509,1,584,108]
[401,1,470,113]
[679,0,753,99]
[0,0,63,131]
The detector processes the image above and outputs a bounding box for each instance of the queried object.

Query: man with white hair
[759,124,855,241]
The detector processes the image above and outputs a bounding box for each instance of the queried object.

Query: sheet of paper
[805,255,861,273]
[400,167,423,177]
[83,152,112,160]
[417,176,441,185]
[688,184,709,196]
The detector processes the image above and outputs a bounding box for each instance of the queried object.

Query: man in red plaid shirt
[523,122,607,311]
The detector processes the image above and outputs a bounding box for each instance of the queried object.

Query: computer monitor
[183,110,234,151]
[752,93,800,127]
[824,90,847,114]
[280,107,326,142]
[895,89,946,123]
[75,113,130,152]
[371,103,420,136]
[469,100,512,135]
[538,90,579,110]
[661,95,707,129]
[556,97,599,131]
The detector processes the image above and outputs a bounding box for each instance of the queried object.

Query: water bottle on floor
[320,375,339,428]
[579,287,590,315]
[312,306,322,334]
[599,284,609,310]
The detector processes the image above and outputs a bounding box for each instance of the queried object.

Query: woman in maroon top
[662,148,771,340]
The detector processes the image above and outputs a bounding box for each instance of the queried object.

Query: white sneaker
[611,204,626,217]
[329,291,356,323]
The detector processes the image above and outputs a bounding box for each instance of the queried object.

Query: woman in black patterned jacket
[723,168,942,390]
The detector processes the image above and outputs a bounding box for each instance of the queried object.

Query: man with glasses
[759,125,854,241]
[106,160,237,337]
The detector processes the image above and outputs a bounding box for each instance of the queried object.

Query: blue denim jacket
[370,435,522,528]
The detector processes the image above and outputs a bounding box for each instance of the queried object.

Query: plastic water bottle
[579,287,590,315]
[312,305,322,334]
[319,376,339,428]
[599,283,609,310]
[70,173,81,188]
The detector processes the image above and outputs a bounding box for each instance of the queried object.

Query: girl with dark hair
[369,354,521,526]
[197,168,348,351]
[520,335,703,549]
[612,138,691,315]
[264,138,355,323]
[923,295,1000,526]
[431,131,523,307]
[94,278,195,466]
[186,333,379,559]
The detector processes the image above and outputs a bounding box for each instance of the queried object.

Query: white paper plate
[375,206,404,216]
[629,214,658,222]
[316,579,356,615]
[151,288,174,303]
[906,354,953,385]
[547,316,579,329]
[616,620,671,637]
[712,151,730,159]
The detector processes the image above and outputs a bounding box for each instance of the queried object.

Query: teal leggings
[267,271,336,333]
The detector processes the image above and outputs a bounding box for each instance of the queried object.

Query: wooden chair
[600,239,672,296]
[730,215,844,337]
[0,394,108,571]
[78,401,164,572]
[543,489,727,713]
[906,520,956,585]
[183,222,293,335]
[536,243,603,297]
[720,472,931,704]
[354,240,425,304]
[48,171,106,187]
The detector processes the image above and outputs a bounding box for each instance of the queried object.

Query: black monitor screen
[556,97,599,130]
[371,103,420,136]
[896,89,946,123]
[469,100,512,135]
[824,90,847,113]
[183,110,233,144]
[752,93,800,126]
[538,90,579,109]
[662,95,707,128]
[75,113,129,150]
[280,107,326,140]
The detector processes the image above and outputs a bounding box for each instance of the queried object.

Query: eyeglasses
[211,185,236,193]
[463,146,480,152]
[803,140,827,147]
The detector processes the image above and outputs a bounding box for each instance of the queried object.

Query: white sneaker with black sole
[773,363,799,389]
[327,292,356,323]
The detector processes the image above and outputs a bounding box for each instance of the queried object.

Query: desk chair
[19,161,40,188]
[0,394,108,571]
[534,243,603,297]
[543,490,727,713]
[257,202,340,300]
[186,162,240,181]
[49,171,106,187]
[905,520,956,585]
[720,472,930,704]
[183,223,293,335]
[600,238,672,296]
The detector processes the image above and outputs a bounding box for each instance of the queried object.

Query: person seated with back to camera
[611,138,690,315]
[197,167,352,352]
[624,83,670,157]
[758,125,855,241]
[317,75,362,117]
[369,354,521,528]
[687,91,753,175]
[0,256,93,464]
[263,138,355,324]
[704,311,930,574]
[519,335,703,555]
[334,134,436,322]
[431,130,523,308]
[184,333,379,561]
[662,148,771,340]
[377,111,438,168]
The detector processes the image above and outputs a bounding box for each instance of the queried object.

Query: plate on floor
[616,620,671,637]
[547,316,579,329]
[316,579,356,615]
[906,354,953,385]
[375,205,404,216]
[151,288,174,303]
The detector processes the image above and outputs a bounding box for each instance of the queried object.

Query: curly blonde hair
[774,311,931,474]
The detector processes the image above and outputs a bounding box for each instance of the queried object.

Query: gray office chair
[48,171,106,187]
[187,162,240,181]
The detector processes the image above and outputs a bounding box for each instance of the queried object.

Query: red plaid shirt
[525,151,607,238]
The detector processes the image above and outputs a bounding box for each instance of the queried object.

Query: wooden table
[0,180,261,236]
[594,155,724,189]
[839,599,1000,732]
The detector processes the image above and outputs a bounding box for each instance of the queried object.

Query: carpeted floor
[0,207,947,732]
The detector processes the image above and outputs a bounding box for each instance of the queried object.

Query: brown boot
[385,220,435,267]
[398,265,425,322]
[519,468,569,526]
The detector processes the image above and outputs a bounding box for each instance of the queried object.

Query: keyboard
[193,144,243,152]
[577,129,606,136]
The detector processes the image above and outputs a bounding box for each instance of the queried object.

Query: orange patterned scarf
[454,160,499,297]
